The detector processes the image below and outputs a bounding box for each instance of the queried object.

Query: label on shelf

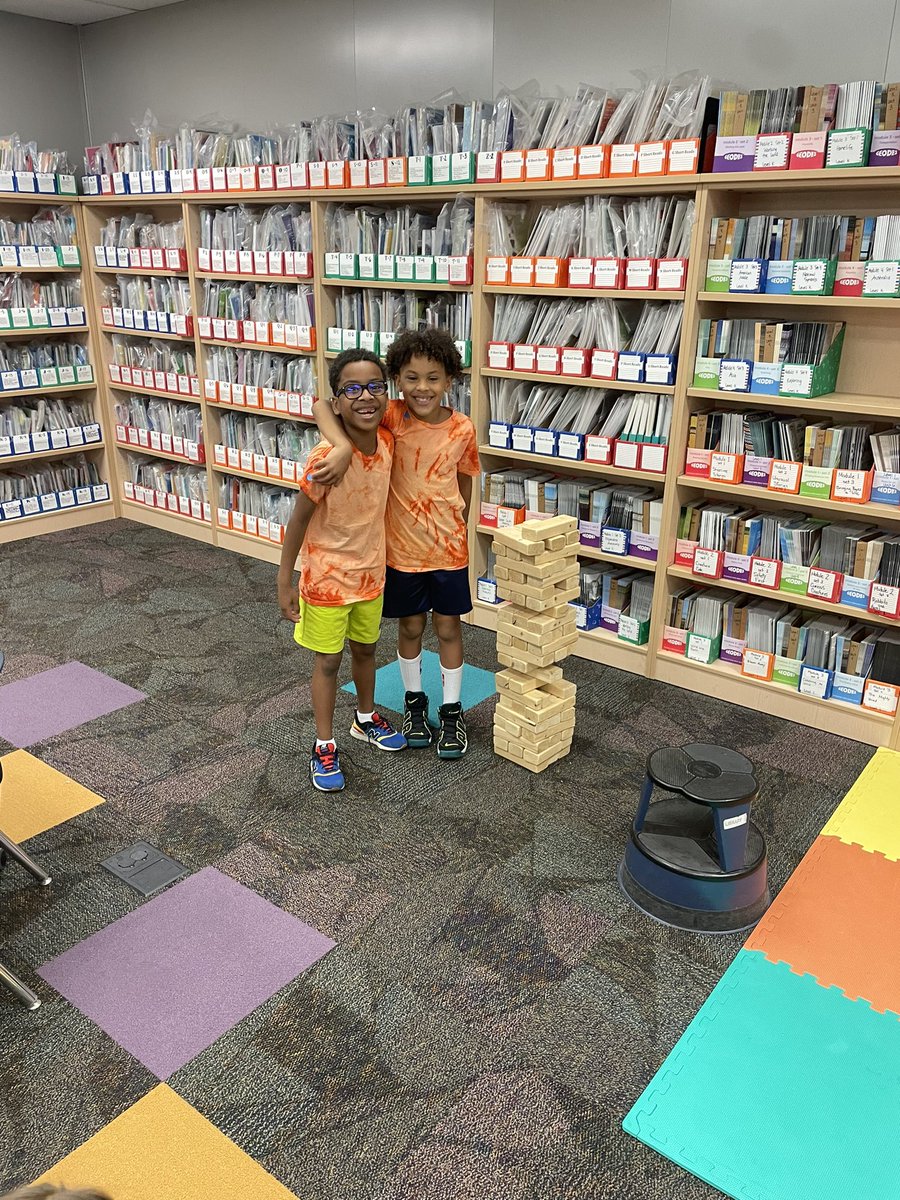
[768,459,802,493]
[749,557,782,589]
[742,649,774,679]
[869,582,900,618]
[692,547,723,578]
[807,568,843,603]
[862,680,900,715]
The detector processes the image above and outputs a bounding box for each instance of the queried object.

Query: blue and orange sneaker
[350,710,407,751]
[310,742,345,792]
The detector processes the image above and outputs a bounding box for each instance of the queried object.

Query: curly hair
[327,348,386,396]
[384,328,462,380]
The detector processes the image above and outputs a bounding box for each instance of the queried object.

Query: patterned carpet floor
[0,519,874,1199]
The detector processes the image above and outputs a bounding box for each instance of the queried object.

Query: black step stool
[619,742,770,933]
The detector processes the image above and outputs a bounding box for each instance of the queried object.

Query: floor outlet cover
[101,841,188,895]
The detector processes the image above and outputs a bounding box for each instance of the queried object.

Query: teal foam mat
[342,648,496,716]
[624,949,900,1200]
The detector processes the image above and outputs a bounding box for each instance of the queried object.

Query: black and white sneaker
[437,702,467,759]
[403,690,433,748]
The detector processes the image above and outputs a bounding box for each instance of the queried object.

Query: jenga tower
[491,515,580,773]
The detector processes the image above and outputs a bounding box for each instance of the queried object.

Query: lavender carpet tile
[0,662,146,747]
[38,867,335,1079]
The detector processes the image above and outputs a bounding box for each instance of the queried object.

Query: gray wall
[11,0,900,153]
[0,11,87,162]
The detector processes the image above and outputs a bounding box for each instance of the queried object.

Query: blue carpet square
[342,649,495,715]
[624,948,900,1200]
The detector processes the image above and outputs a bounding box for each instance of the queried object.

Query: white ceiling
[0,0,187,24]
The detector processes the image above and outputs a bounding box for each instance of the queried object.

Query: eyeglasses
[335,380,389,400]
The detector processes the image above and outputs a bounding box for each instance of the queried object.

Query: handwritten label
[719,360,751,391]
[742,649,773,679]
[729,260,762,291]
[863,681,900,714]
[600,527,628,555]
[799,667,831,699]
[686,634,713,663]
[750,558,780,589]
[807,568,841,602]
[792,260,828,293]
[693,547,722,578]
[779,364,813,396]
[769,460,801,492]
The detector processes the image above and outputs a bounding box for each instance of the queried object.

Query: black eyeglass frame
[334,381,389,400]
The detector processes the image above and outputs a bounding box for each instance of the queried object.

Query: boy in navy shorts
[310,328,480,757]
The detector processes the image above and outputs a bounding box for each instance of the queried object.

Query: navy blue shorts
[383,565,473,618]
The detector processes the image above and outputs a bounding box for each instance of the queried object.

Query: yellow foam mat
[821,747,900,861]
[1,749,104,842]
[35,1085,298,1200]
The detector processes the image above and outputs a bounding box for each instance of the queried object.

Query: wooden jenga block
[495,554,579,584]
[565,529,581,546]
[498,646,572,673]
[493,738,571,773]
[497,609,576,646]
[498,636,577,671]
[518,514,578,541]
[496,573,579,603]
[499,687,574,722]
[495,703,575,740]
[545,534,568,552]
[497,690,575,720]
[498,584,581,612]
[492,539,564,567]
[495,667,542,696]
[501,661,563,687]
[490,527,535,555]
[542,678,577,701]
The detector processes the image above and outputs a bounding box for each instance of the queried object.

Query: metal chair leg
[0,829,52,887]
[0,959,41,1010]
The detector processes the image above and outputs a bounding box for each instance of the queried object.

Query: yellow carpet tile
[34,1084,298,1200]
[1,749,104,842]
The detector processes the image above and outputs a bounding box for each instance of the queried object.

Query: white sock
[398,653,422,692]
[441,664,463,706]
[356,710,374,724]
[315,737,335,750]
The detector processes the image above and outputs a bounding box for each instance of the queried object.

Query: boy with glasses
[278,349,406,793]
[310,328,479,759]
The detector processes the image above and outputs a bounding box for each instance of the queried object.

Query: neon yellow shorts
[293,594,383,654]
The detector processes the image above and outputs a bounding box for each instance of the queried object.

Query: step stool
[619,742,770,933]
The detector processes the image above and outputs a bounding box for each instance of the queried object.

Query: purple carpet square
[0,661,146,747]
[38,867,335,1078]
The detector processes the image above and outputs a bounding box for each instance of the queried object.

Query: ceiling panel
[0,0,186,23]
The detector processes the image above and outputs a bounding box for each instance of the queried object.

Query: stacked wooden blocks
[492,515,580,772]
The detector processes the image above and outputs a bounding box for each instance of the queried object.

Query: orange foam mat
[0,749,104,842]
[745,834,900,1016]
[34,1084,298,1200]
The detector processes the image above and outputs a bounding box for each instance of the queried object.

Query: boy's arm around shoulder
[309,397,353,486]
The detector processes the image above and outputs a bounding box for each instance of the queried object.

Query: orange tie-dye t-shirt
[382,400,481,573]
[298,427,393,606]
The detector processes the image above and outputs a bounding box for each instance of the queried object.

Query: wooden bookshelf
[67,172,900,748]
[1,195,112,543]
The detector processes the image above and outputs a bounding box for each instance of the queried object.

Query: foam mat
[342,647,496,715]
[820,747,900,861]
[624,950,900,1200]
[624,748,900,1200]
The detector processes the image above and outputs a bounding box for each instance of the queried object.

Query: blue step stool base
[618,858,770,933]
